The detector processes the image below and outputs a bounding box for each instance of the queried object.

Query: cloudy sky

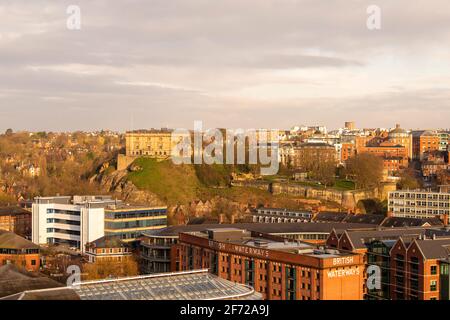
[1,0,450,132]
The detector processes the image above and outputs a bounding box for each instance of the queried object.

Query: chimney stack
[443,214,449,226]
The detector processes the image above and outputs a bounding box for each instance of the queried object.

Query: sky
[1,0,450,132]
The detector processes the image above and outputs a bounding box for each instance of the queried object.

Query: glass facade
[104,207,167,242]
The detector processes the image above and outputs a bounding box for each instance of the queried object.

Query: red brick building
[177,228,365,300]
[356,141,409,175]
[413,131,441,160]
[0,230,40,272]
[85,236,133,263]
[390,236,450,300]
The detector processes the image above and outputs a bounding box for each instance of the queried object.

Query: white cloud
[0,0,450,131]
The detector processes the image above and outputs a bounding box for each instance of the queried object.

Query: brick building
[285,142,337,169]
[412,131,441,160]
[387,124,413,159]
[85,235,133,263]
[326,227,450,300]
[340,142,356,163]
[357,141,409,175]
[0,230,40,272]
[0,206,31,238]
[390,235,450,300]
[177,228,365,300]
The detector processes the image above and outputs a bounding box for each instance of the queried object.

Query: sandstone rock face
[93,168,163,206]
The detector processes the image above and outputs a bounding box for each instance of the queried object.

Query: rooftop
[342,228,450,250]
[185,228,354,259]
[105,204,167,211]
[141,222,377,238]
[72,269,261,300]
[0,206,30,217]
[0,230,39,250]
[0,265,63,299]
[87,236,129,249]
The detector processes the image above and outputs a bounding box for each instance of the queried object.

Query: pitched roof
[87,235,128,249]
[414,238,450,259]
[0,265,63,298]
[313,212,348,222]
[1,287,80,300]
[0,206,30,217]
[381,217,443,228]
[344,214,385,225]
[343,228,430,250]
[0,230,39,250]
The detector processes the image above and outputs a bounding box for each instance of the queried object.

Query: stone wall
[117,154,136,171]
[271,181,396,211]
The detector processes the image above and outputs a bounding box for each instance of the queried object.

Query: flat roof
[185,229,355,259]
[105,204,167,211]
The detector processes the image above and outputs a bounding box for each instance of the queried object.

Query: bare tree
[346,153,384,189]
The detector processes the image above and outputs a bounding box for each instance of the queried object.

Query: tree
[397,169,421,190]
[5,128,13,136]
[346,153,384,189]
[82,257,139,280]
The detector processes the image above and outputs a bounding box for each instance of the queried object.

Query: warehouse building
[178,228,365,300]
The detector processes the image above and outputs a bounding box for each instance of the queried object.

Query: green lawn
[333,179,356,191]
[127,158,201,205]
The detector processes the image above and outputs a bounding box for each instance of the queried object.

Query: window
[31,260,36,266]
[431,266,437,275]
[430,280,437,292]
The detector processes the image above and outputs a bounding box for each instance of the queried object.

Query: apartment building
[412,131,441,160]
[388,190,450,223]
[31,196,117,252]
[390,235,450,300]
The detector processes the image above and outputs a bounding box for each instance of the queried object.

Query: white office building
[388,190,450,223]
[32,195,119,252]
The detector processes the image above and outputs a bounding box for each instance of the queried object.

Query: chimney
[443,214,449,226]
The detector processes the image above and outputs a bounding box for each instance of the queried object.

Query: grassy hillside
[127,158,201,205]
[126,157,341,210]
